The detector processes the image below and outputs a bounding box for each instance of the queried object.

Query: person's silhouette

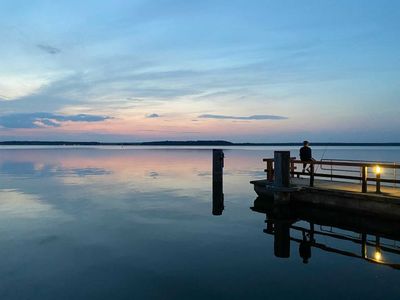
[299,140,313,173]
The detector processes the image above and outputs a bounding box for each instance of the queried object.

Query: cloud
[146,113,160,118]
[37,44,61,54]
[197,114,287,120]
[0,112,112,129]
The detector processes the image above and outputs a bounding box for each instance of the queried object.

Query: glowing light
[374,250,382,261]
[375,166,382,174]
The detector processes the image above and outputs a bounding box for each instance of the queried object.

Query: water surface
[1,146,400,299]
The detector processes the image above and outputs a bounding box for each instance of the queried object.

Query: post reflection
[251,197,400,269]
[272,219,291,258]
[212,149,224,216]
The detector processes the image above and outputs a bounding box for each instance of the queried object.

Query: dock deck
[252,177,400,199]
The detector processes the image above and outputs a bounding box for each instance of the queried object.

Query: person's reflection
[299,223,315,264]
[212,149,224,215]
[265,219,274,234]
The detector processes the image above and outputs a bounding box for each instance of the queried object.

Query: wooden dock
[251,151,400,219]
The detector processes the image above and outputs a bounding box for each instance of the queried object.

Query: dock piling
[212,149,224,215]
[274,151,291,188]
[273,151,292,204]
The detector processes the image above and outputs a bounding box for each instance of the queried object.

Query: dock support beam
[212,149,224,215]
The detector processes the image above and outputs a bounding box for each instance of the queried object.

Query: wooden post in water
[212,149,224,215]
[361,166,368,193]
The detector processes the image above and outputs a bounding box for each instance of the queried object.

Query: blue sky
[0,0,399,142]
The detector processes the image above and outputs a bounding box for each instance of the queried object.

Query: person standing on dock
[300,140,314,173]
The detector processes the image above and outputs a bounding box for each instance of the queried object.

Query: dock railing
[263,158,400,193]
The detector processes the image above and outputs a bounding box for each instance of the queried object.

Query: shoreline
[1,141,400,147]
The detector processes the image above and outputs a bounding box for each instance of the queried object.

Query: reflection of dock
[251,197,400,269]
[251,151,400,219]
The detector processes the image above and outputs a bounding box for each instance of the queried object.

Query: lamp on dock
[375,166,382,175]
[375,165,382,193]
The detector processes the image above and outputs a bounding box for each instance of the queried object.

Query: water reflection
[251,197,400,269]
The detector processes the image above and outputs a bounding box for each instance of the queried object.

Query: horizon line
[1,140,400,146]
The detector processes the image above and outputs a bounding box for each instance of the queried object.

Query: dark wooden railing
[263,158,400,193]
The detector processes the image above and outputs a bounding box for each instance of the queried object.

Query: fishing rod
[315,145,328,172]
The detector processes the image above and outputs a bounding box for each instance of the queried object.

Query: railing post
[361,166,368,193]
[309,163,314,187]
[267,160,274,182]
[290,158,295,178]
[376,172,381,194]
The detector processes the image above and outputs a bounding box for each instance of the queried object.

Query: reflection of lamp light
[374,236,382,261]
[374,250,382,261]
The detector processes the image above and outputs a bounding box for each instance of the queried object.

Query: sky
[0,0,399,142]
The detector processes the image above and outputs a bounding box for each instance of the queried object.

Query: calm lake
[1,146,400,299]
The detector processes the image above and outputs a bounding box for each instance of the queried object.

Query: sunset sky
[1,0,399,142]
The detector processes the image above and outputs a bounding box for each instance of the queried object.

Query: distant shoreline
[1,140,400,146]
